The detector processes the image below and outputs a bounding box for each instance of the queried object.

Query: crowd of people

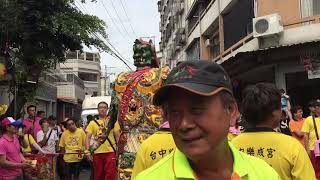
[0,101,116,180]
[1,60,320,180]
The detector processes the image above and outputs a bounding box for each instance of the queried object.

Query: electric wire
[74,2,132,70]
[108,0,135,39]
[101,0,131,42]
[119,0,137,37]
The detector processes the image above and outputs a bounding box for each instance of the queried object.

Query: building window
[86,53,94,61]
[78,72,98,82]
[314,0,320,15]
[186,0,210,34]
[209,33,220,59]
[78,53,85,60]
[66,51,77,59]
[186,38,200,61]
[301,0,320,17]
[223,0,254,49]
[66,74,74,82]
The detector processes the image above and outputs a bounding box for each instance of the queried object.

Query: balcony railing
[284,15,320,28]
[56,74,85,89]
[212,15,320,62]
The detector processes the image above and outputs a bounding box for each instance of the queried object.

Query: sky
[79,0,161,80]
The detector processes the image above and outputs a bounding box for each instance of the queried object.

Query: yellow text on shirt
[132,131,176,179]
[135,142,280,180]
[232,131,316,180]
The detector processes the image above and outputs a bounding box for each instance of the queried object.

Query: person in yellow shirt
[301,99,320,179]
[59,117,86,180]
[21,133,46,154]
[85,101,116,180]
[136,61,280,180]
[131,121,176,179]
[232,83,316,180]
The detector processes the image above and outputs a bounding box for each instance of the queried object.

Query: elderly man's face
[166,88,237,160]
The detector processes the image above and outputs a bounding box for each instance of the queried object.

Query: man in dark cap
[135,60,279,180]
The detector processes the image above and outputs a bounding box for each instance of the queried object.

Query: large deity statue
[107,39,170,179]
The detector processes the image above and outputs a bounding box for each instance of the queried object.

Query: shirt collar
[229,142,249,178]
[27,116,35,120]
[172,142,249,179]
[2,133,15,142]
[172,148,195,179]
[244,127,275,132]
[25,118,33,122]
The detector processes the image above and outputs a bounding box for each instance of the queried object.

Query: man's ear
[228,102,239,127]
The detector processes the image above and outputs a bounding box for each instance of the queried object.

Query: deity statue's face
[128,98,137,113]
[133,39,154,67]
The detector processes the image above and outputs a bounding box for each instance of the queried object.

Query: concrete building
[156,50,166,67]
[0,53,88,120]
[0,69,59,117]
[160,0,320,111]
[55,71,85,122]
[158,0,188,68]
[61,51,101,96]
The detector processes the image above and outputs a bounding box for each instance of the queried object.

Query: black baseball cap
[153,60,233,106]
[309,99,320,107]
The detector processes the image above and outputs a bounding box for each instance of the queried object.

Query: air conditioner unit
[253,13,283,38]
[175,34,186,45]
[174,28,186,45]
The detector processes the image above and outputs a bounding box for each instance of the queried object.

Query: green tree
[0,0,109,117]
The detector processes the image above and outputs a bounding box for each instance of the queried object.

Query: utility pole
[104,66,115,96]
[104,65,107,96]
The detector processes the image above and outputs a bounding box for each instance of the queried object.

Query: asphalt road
[79,168,91,180]
[56,167,91,180]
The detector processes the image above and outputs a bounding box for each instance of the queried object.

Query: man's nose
[179,113,196,132]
